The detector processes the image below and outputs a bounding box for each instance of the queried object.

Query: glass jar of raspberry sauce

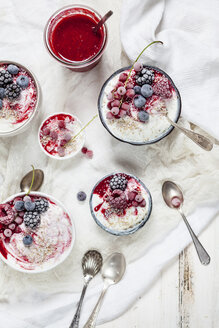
[44,5,108,72]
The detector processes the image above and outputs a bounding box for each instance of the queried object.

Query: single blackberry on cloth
[0,70,13,88]
[5,83,21,100]
[110,174,128,191]
[24,211,40,229]
[135,67,154,86]
[35,198,49,213]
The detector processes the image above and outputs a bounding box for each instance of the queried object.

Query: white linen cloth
[0,0,219,327]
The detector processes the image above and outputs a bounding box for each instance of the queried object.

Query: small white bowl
[0,191,75,273]
[38,112,85,160]
[0,61,41,137]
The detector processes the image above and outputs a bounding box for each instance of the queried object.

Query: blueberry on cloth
[23,235,33,246]
[77,191,87,201]
[16,75,29,89]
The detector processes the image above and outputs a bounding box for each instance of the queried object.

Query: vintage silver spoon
[83,252,126,328]
[162,181,210,265]
[69,250,103,328]
[20,169,44,192]
[93,10,113,33]
[165,113,213,151]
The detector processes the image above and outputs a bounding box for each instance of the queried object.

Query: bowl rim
[38,111,85,161]
[0,60,41,137]
[44,4,108,68]
[98,65,182,145]
[89,172,153,236]
[0,191,76,274]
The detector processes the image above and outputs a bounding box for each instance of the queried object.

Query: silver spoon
[93,10,113,33]
[165,113,213,151]
[69,250,103,328]
[20,169,44,192]
[83,252,126,328]
[162,181,210,265]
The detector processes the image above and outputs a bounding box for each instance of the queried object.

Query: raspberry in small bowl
[0,192,75,273]
[98,65,181,145]
[38,112,85,160]
[90,173,152,236]
[0,61,40,137]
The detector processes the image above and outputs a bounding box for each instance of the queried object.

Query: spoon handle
[69,283,88,328]
[93,10,113,33]
[179,210,211,265]
[166,116,213,151]
[83,286,108,328]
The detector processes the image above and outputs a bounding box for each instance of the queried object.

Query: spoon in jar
[69,250,103,328]
[83,252,126,328]
[93,10,113,34]
[20,169,44,192]
[162,180,210,265]
[164,112,213,151]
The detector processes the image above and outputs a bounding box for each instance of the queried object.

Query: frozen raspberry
[42,127,50,136]
[128,192,136,201]
[60,139,67,147]
[153,77,172,98]
[86,150,93,159]
[58,120,66,129]
[108,189,128,210]
[81,147,88,154]
[0,204,15,225]
[119,73,128,82]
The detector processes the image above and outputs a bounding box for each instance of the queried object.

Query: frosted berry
[35,198,49,213]
[57,146,65,157]
[7,64,19,75]
[111,100,120,107]
[135,68,154,86]
[128,191,136,201]
[77,191,87,201]
[50,130,58,140]
[0,70,13,88]
[134,95,146,108]
[42,127,50,136]
[135,194,143,202]
[119,72,128,82]
[16,75,29,89]
[121,103,130,111]
[4,229,12,238]
[134,86,141,94]
[8,223,16,230]
[126,83,134,89]
[139,199,146,207]
[15,216,23,225]
[81,147,88,154]
[14,200,25,211]
[23,235,33,246]
[153,77,172,98]
[110,174,128,191]
[58,120,66,129]
[138,110,149,122]
[108,189,128,210]
[0,88,5,99]
[134,62,143,72]
[106,112,114,120]
[141,84,153,98]
[24,201,35,211]
[86,150,93,159]
[117,86,126,95]
[107,92,114,101]
[5,83,21,100]
[111,107,119,115]
[126,89,135,98]
[119,109,126,118]
[24,211,40,229]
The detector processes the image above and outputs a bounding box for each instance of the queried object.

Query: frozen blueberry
[0,88,5,99]
[138,110,149,122]
[134,86,141,94]
[23,235,33,246]
[141,84,153,98]
[14,200,25,211]
[77,191,87,201]
[24,201,35,211]
[16,75,29,89]
[134,95,146,108]
[0,99,2,110]
[7,64,19,75]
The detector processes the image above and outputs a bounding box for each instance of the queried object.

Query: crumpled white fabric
[0,0,219,327]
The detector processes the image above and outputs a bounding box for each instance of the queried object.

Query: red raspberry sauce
[50,13,104,62]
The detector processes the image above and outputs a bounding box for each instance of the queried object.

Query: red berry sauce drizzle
[0,63,37,126]
[106,68,176,122]
[93,174,146,221]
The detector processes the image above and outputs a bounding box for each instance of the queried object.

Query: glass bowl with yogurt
[38,112,85,160]
[98,65,181,145]
[0,192,75,273]
[0,61,40,137]
[90,173,152,236]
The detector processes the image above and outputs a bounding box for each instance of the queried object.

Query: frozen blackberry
[5,83,21,100]
[24,211,40,229]
[110,174,128,191]
[35,198,49,213]
[135,67,154,86]
[0,70,13,88]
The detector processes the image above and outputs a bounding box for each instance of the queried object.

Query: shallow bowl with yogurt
[90,173,152,236]
[98,66,181,145]
[0,192,75,273]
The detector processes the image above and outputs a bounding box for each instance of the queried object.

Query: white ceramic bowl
[38,112,85,160]
[0,191,75,273]
[0,61,41,137]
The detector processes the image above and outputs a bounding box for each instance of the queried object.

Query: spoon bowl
[20,169,44,192]
[162,180,184,209]
[102,252,126,285]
